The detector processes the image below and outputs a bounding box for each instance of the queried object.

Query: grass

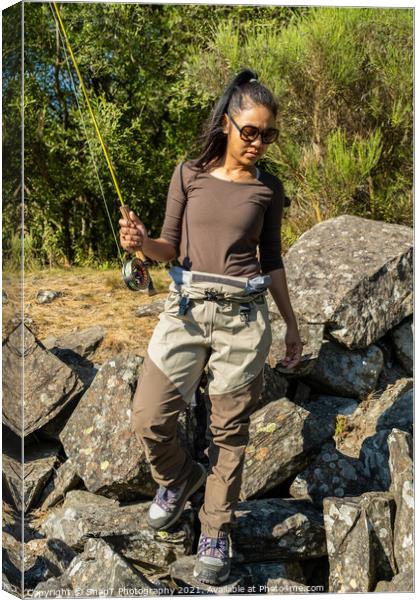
[2,264,172,364]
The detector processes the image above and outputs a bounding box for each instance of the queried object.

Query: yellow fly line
[51,0,125,208]
[49,1,153,292]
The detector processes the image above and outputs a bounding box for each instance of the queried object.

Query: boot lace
[198,534,229,560]
[154,485,182,512]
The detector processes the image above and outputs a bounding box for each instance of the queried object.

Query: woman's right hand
[119,210,149,253]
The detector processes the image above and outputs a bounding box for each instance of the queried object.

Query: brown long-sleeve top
[159,159,285,278]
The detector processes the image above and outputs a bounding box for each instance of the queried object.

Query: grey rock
[289,440,375,508]
[3,440,61,512]
[3,515,77,592]
[303,394,358,416]
[33,574,73,598]
[302,339,383,399]
[39,457,82,510]
[36,290,63,304]
[59,354,155,499]
[388,429,413,574]
[279,215,412,349]
[375,568,414,592]
[42,326,105,388]
[359,429,394,489]
[2,323,84,437]
[42,325,106,359]
[3,530,25,590]
[323,492,397,592]
[23,537,77,591]
[337,377,413,458]
[241,397,336,499]
[39,490,195,567]
[259,364,289,405]
[59,537,170,597]
[290,381,312,406]
[232,498,326,561]
[239,561,307,589]
[389,317,413,375]
[134,300,165,317]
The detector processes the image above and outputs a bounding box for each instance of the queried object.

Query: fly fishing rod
[50,1,155,294]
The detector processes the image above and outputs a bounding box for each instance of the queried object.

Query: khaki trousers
[131,275,272,537]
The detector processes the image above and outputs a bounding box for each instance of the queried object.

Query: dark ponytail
[191,68,278,171]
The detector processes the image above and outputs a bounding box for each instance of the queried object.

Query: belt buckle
[204,288,221,301]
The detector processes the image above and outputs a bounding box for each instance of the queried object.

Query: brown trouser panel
[131,352,197,488]
[131,277,272,537]
[198,371,263,536]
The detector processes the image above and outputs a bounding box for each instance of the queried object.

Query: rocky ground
[2,215,414,596]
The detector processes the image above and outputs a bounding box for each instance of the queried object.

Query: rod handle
[119,204,147,262]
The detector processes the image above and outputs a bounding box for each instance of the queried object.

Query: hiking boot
[193,531,232,585]
[147,461,207,530]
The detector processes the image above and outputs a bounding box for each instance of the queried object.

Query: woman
[119,69,303,586]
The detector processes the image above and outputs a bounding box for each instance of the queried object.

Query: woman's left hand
[280,322,303,369]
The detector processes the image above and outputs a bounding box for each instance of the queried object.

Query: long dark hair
[192,68,279,171]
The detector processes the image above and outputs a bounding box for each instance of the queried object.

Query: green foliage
[184,6,413,237]
[2,4,412,267]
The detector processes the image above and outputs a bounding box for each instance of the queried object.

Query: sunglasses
[227,111,279,145]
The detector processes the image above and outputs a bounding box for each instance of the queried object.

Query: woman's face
[222,102,277,166]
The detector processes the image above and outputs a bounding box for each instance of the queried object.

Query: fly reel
[120,205,156,294]
[121,255,151,291]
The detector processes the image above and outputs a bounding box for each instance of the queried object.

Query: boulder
[2,503,77,592]
[42,325,106,359]
[302,394,358,416]
[358,429,394,490]
[290,381,312,406]
[232,498,326,562]
[302,339,383,398]
[33,538,170,597]
[32,574,74,598]
[39,457,82,510]
[39,490,195,568]
[289,440,376,508]
[276,214,412,349]
[3,440,62,512]
[59,354,152,499]
[389,317,413,375]
[323,492,397,592]
[259,364,289,405]
[22,538,77,591]
[375,568,414,592]
[388,429,413,575]
[336,378,413,457]
[42,326,105,387]
[241,396,336,499]
[2,323,84,437]
[2,530,24,591]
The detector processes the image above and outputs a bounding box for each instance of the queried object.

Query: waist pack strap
[170,285,267,304]
[168,266,272,296]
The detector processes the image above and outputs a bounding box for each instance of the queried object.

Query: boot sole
[147,462,207,530]
[192,564,231,585]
